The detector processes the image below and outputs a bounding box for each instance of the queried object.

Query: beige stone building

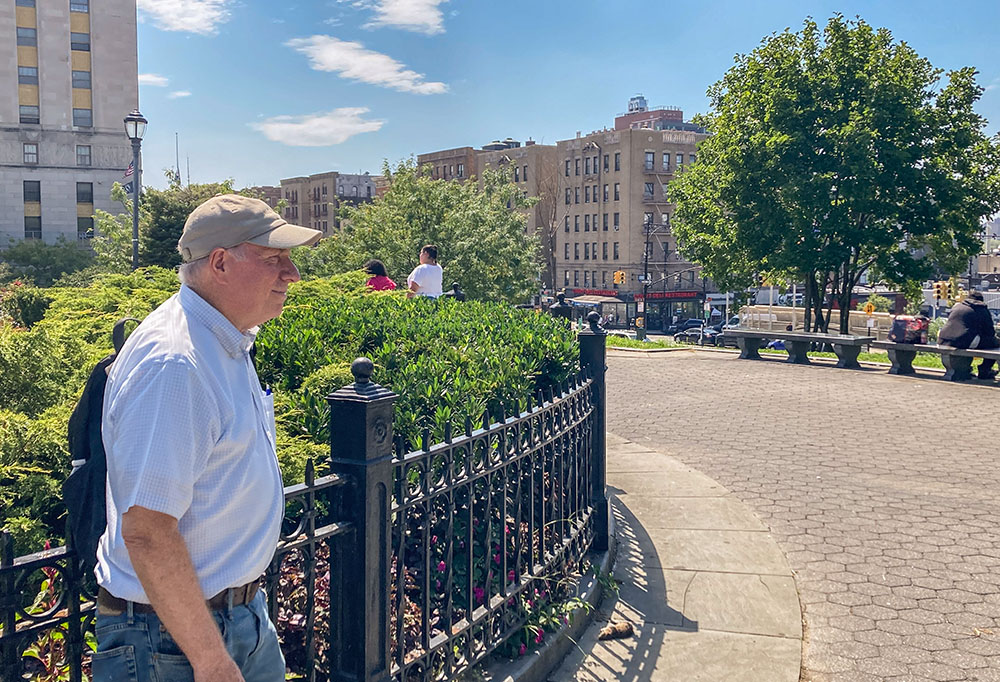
[476,141,558,287]
[279,171,377,236]
[416,147,476,182]
[1,0,137,246]
[554,122,709,329]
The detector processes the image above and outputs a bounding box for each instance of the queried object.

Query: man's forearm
[122,506,231,673]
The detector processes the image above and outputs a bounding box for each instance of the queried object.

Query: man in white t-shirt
[407,244,444,298]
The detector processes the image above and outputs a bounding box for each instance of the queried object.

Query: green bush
[0,282,53,328]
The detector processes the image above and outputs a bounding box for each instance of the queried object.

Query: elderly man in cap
[92,195,320,682]
[938,290,999,380]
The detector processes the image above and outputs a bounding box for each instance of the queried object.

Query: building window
[564,216,569,232]
[603,214,608,231]
[70,32,91,51]
[367,185,372,198]
[662,153,670,170]
[573,270,579,286]
[23,180,41,202]
[565,160,570,177]
[603,154,609,171]
[73,108,92,127]
[24,216,42,240]
[614,152,620,171]
[72,70,91,89]
[23,143,38,164]
[565,189,571,205]
[17,27,37,46]
[522,165,528,182]
[18,102,38,126]
[564,243,569,259]
[662,213,670,226]
[70,0,89,11]
[514,166,520,182]
[614,242,620,260]
[352,186,358,196]
[16,0,36,6]
[690,153,697,164]
[644,151,655,171]
[614,183,620,201]
[677,153,684,167]
[592,242,597,261]
[644,211,654,227]
[18,66,38,85]
[613,213,620,230]
[584,271,589,286]
[77,216,94,239]
[574,187,579,204]
[585,157,591,175]
[584,186,590,203]
[603,184,608,201]
[322,184,327,195]
[574,243,579,260]
[76,182,93,203]
[592,185,598,202]
[584,215,590,231]
[602,270,608,285]
[584,244,590,260]
[644,183,654,200]
[592,156,598,173]
[574,216,579,232]
[457,163,465,178]
[575,158,580,176]
[603,242,608,259]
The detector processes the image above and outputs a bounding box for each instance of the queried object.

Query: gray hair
[177,243,249,286]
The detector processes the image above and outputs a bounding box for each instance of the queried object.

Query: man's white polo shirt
[95,285,284,603]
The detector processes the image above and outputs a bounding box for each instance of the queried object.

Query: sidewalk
[548,433,802,682]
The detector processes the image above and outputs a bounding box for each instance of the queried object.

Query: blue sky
[135,0,1000,190]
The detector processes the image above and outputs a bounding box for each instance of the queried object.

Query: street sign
[866,317,875,328]
[637,302,644,313]
[864,302,875,315]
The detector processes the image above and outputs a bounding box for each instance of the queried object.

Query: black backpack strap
[112,317,141,354]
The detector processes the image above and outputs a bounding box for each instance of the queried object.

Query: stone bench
[869,340,1000,381]
[724,329,875,369]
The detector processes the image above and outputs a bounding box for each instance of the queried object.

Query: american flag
[124,161,133,178]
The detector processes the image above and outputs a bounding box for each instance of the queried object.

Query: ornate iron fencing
[0,315,608,682]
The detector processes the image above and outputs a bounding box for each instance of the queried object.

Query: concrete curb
[480,514,618,682]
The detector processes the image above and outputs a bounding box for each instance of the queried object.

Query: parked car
[673,327,720,346]
[711,315,741,333]
[606,329,639,340]
[666,318,706,335]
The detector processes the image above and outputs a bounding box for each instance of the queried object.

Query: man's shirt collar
[179,284,258,357]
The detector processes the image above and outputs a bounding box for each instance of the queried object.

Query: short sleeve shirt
[95,285,284,603]
[407,263,444,298]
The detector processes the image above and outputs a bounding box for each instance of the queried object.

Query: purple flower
[437,561,447,572]
[493,553,501,565]
[507,570,516,582]
[518,644,526,656]
[535,631,544,644]
[474,587,485,605]
[431,535,438,545]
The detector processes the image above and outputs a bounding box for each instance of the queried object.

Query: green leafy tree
[856,293,893,313]
[670,15,1000,333]
[296,159,541,302]
[0,238,94,287]
[92,182,150,273]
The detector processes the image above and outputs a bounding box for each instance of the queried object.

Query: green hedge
[0,269,578,553]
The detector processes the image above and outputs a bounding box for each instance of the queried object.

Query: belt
[96,579,261,616]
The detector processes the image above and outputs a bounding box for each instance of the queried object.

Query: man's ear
[205,248,229,281]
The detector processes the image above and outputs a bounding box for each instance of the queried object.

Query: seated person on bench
[938,291,998,380]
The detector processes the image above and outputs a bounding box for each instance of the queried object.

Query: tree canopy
[670,14,1000,332]
[293,160,541,303]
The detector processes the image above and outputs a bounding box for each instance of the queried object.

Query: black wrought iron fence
[1,315,608,682]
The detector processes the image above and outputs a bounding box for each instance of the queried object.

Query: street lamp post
[123,109,147,271]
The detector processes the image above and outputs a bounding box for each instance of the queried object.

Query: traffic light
[933,281,948,300]
[613,270,625,285]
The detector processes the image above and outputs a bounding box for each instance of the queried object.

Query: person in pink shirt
[364,259,397,291]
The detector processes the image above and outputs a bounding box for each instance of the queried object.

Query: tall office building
[1,0,137,246]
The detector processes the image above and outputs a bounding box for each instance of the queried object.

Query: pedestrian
[364,259,397,291]
[406,244,444,299]
[938,290,998,379]
[93,194,321,682]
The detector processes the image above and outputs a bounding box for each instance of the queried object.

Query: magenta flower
[437,561,447,572]
[431,535,438,545]
[493,553,501,565]
[518,644,526,656]
[535,631,544,644]
[474,587,485,604]
[507,570,516,582]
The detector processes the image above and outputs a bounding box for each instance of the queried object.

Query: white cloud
[286,35,447,94]
[138,73,169,86]
[136,0,232,35]
[366,0,448,35]
[250,108,385,147]
[168,90,192,98]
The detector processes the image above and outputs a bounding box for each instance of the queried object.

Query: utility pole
[639,217,651,340]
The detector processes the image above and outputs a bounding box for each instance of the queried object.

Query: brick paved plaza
[606,350,1000,682]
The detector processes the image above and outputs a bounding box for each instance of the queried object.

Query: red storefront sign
[568,288,619,297]
[635,291,700,300]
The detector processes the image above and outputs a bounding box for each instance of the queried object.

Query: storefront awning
[568,295,625,306]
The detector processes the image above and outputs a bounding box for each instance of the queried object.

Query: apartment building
[1,0,137,246]
[279,171,377,236]
[416,147,476,182]
[476,140,558,286]
[554,118,709,329]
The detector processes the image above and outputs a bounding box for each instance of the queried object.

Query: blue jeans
[92,590,285,682]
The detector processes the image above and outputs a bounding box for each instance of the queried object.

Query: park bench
[724,329,875,369]
[869,340,1000,381]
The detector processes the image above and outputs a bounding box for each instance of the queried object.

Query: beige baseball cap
[177,194,322,262]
